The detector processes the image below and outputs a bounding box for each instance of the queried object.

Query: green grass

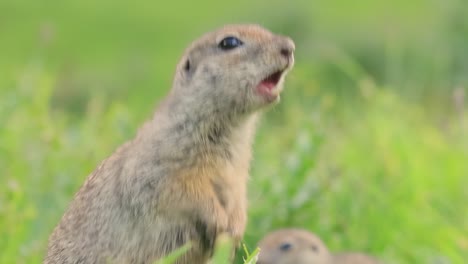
[1,0,467,263]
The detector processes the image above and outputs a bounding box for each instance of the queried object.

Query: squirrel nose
[280,48,292,57]
[279,37,295,58]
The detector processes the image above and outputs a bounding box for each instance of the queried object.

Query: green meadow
[0,1,467,263]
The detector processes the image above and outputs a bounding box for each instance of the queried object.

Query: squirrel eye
[279,242,292,251]
[311,244,319,252]
[218,36,243,50]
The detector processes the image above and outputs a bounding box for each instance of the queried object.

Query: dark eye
[218,36,243,50]
[279,242,292,251]
[311,244,319,252]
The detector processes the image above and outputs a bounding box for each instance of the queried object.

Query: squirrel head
[171,24,295,117]
[256,229,332,264]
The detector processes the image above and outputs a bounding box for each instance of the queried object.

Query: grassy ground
[1,1,467,263]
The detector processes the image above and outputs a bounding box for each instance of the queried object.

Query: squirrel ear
[183,57,196,80]
[184,59,191,72]
[181,55,196,80]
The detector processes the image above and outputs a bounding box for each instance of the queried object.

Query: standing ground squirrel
[256,229,381,264]
[44,24,295,264]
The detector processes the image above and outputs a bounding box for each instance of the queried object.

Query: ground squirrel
[256,229,332,264]
[256,229,381,264]
[44,24,295,264]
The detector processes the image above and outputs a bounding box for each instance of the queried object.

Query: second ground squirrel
[256,229,381,264]
[44,24,295,264]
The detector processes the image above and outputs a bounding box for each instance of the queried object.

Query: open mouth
[259,70,283,90]
[255,69,285,101]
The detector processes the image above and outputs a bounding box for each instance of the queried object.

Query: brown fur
[257,229,331,264]
[257,229,381,264]
[44,24,295,264]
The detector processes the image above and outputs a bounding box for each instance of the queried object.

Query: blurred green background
[1,0,467,263]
